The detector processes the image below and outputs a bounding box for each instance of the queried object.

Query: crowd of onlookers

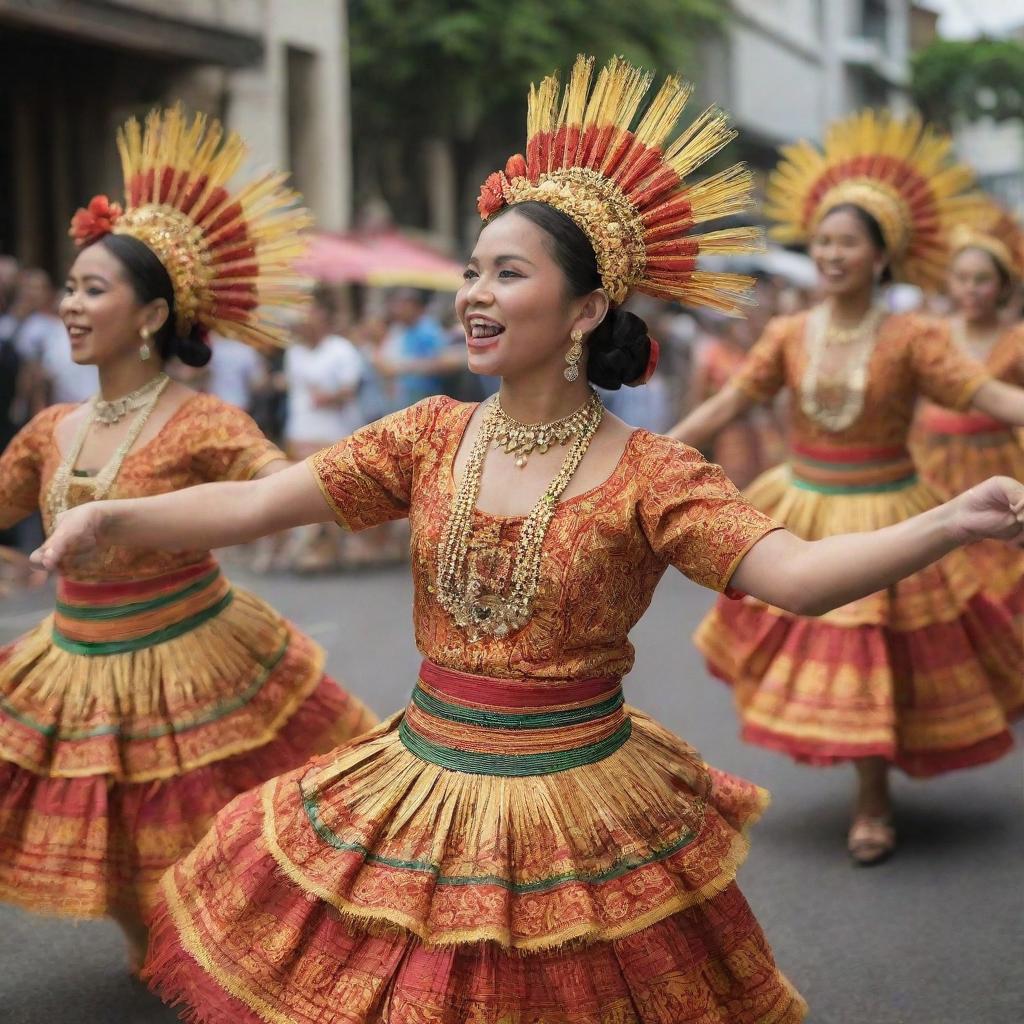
[1,247,862,580]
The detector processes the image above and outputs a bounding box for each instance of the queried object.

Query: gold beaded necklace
[46,374,171,523]
[436,389,603,639]
[800,302,886,432]
[93,372,170,426]
[490,393,602,468]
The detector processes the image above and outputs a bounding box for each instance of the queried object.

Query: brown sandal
[848,816,895,866]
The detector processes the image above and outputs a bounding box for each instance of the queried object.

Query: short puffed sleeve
[310,398,441,531]
[187,395,286,482]
[637,434,781,592]
[730,315,795,403]
[908,316,990,410]
[0,405,68,529]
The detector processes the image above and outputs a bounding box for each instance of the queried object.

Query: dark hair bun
[586,308,651,390]
[165,326,212,368]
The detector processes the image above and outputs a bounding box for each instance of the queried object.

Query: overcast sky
[922,0,1024,38]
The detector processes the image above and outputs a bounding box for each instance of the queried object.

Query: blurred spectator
[2,268,95,412]
[380,288,463,405]
[205,333,268,412]
[284,291,365,449]
[349,315,393,423]
[256,290,364,573]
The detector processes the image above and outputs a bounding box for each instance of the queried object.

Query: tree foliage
[911,38,1024,128]
[348,0,723,233]
[349,0,722,139]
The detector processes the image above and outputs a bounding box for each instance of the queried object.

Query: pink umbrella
[302,230,464,291]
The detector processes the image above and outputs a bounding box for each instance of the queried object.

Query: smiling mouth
[67,326,91,339]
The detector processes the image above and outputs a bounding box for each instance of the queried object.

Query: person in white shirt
[284,316,364,449]
[261,290,365,572]
[5,269,97,409]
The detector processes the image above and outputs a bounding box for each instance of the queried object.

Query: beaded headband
[69,104,312,351]
[477,55,762,314]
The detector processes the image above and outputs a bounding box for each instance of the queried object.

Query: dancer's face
[948,247,1006,322]
[456,210,606,383]
[60,243,168,367]
[810,208,886,299]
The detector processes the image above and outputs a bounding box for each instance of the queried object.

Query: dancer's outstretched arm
[668,385,752,448]
[971,379,1024,426]
[732,476,1024,616]
[32,460,329,570]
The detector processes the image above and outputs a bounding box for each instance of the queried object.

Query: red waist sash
[399,660,631,776]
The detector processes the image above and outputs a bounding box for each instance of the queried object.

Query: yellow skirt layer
[0,587,330,781]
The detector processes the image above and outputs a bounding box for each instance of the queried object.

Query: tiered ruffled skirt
[697,442,1023,776]
[0,557,376,918]
[143,661,807,1023]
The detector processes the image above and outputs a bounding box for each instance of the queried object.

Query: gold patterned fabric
[0,393,376,918]
[313,397,780,680]
[140,397,806,1024]
[700,311,1023,776]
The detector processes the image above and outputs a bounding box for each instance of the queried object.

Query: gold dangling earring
[139,327,152,362]
[564,328,583,382]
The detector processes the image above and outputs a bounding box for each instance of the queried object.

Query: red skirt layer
[697,464,1024,775]
[145,879,803,1024]
[140,662,806,1023]
[0,675,375,918]
[142,764,804,1024]
[699,590,1022,776]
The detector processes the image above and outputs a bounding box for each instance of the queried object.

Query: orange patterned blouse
[312,397,779,681]
[0,393,284,582]
[732,311,991,447]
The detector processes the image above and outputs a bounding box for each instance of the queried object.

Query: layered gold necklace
[436,389,603,639]
[800,302,886,432]
[46,374,171,523]
[491,396,603,468]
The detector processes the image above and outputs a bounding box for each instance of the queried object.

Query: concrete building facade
[0,0,350,276]
[697,0,916,166]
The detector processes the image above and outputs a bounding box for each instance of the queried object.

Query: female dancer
[0,107,375,963]
[671,111,1024,865]
[36,62,1024,1023]
[911,204,1024,615]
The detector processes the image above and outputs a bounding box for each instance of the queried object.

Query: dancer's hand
[30,504,107,572]
[946,476,1024,547]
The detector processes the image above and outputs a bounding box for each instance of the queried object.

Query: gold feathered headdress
[948,198,1024,281]
[477,55,762,314]
[766,109,985,289]
[69,104,311,351]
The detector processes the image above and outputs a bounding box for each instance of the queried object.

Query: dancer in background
[0,107,375,967]
[672,111,1024,865]
[911,202,1024,619]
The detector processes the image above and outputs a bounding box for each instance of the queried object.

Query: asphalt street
[0,560,1020,1024]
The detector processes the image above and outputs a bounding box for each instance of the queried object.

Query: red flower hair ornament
[70,195,123,246]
